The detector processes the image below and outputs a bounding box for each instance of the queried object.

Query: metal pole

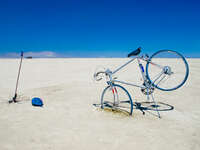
[150,93,161,118]
[9,51,24,103]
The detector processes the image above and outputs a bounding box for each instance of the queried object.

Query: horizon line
[0,56,199,59]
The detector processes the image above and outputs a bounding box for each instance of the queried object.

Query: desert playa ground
[0,58,199,150]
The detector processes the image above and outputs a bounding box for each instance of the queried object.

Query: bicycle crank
[141,81,155,95]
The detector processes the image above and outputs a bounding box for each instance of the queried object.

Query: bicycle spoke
[151,70,164,84]
[159,75,172,85]
[154,74,167,86]
[149,61,164,69]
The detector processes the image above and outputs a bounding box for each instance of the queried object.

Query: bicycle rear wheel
[101,84,133,115]
[146,50,189,91]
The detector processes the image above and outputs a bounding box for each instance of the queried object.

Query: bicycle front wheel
[101,84,133,115]
[146,50,189,91]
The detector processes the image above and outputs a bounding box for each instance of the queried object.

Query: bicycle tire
[146,50,189,91]
[101,84,133,115]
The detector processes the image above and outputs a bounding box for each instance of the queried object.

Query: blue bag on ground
[32,97,43,107]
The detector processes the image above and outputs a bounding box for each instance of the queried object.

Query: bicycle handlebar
[96,71,106,77]
[94,69,113,81]
[94,71,106,81]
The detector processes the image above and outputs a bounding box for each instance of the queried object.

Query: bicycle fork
[111,86,119,106]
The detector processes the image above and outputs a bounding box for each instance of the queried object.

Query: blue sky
[0,0,199,57]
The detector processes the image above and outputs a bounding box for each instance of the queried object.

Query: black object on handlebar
[127,47,141,57]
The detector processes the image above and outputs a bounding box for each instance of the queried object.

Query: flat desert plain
[0,58,199,150]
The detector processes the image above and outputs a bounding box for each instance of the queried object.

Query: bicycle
[93,47,189,118]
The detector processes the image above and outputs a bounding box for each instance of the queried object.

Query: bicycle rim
[146,50,189,91]
[101,84,133,115]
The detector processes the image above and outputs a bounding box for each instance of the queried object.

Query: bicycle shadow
[93,101,174,117]
[133,101,174,117]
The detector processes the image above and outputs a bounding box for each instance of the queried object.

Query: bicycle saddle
[127,47,141,57]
